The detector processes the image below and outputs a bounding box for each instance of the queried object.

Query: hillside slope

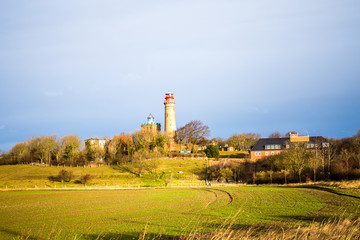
[0,158,207,189]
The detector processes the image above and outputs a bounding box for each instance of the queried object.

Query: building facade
[141,113,161,133]
[250,133,329,159]
[220,144,235,152]
[85,138,110,149]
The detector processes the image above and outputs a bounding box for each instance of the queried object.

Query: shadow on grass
[112,165,140,177]
[219,153,247,158]
[0,227,38,240]
[281,184,360,200]
[193,167,206,181]
[271,214,333,224]
[83,232,178,240]
[48,175,60,182]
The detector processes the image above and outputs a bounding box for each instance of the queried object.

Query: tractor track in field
[184,188,233,213]
[208,188,233,209]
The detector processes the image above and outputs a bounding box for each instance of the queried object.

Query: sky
[1,1,360,151]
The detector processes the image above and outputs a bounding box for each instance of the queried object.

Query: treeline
[0,131,170,167]
[211,132,261,151]
[208,130,360,183]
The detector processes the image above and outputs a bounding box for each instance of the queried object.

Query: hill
[0,158,207,189]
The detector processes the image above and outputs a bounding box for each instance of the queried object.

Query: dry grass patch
[183,217,360,240]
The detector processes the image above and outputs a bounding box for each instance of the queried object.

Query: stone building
[85,138,109,149]
[141,114,161,133]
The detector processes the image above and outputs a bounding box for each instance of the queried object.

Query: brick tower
[164,91,176,138]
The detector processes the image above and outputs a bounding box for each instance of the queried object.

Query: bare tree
[227,133,261,151]
[0,150,4,165]
[131,149,148,177]
[340,149,353,180]
[211,137,225,147]
[61,135,82,164]
[269,131,282,138]
[353,130,360,169]
[27,136,41,163]
[37,136,57,165]
[283,142,312,183]
[178,120,210,152]
[52,137,63,164]
[9,142,27,164]
[175,126,187,151]
[227,134,244,151]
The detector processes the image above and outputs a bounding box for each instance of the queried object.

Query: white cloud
[43,91,63,97]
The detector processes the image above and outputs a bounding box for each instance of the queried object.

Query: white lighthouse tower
[164,91,176,138]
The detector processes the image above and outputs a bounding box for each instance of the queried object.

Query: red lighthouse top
[164,91,175,104]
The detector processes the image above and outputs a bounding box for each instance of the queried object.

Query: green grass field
[1,185,360,239]
[1,165,360,239]
[0,160,207,189]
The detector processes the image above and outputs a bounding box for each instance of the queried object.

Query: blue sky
[1,1,360,151]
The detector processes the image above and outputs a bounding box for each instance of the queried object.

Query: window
[276,151,280,155]
[271,152,275,155]
[275,145,279,149]
[311,144,314,148]
[286,145,289,149]
[265,152,269,156]
[266,145,270,150]
[271,145,274,149]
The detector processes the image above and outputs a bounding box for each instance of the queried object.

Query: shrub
[58,169,73,183]
[80,174,93,185]
[204,145,219,158]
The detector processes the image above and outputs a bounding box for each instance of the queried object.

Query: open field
[0,160,207,189]
[1,165,360,239]
[1,185,360,239]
